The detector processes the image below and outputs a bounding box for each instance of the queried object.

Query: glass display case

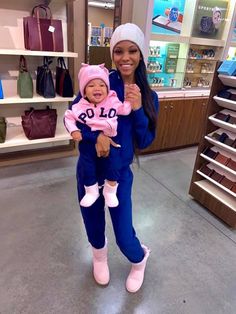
[183,44,222,89]
[147,41,187,89]
[146,0,236,92]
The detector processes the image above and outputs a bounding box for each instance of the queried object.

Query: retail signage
[151,0,186,35]
[192,0,229,39]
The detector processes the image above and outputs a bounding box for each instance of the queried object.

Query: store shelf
[150,34,189,44]
[197,170,236,198]
[200,153,236,176]
[209,110,236,133]
[188,58,218,62]
[218,75,236,87]
[147,70,163,74]
[194,180,236,211]
[213,96,236,111]
[189,37,225,47]
[0,95,75,105]
[149,57,187,60]
[183,86,210,90]
[0,49,78,58]
[205,129,236,154]
[0,123,71,149]
[186,71,214,74]
[229,42,236,48]
[148,71,185,74]
[157,89,210,98]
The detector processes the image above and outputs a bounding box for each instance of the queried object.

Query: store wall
[88,7,113,27]
[131,0,149,32]
[121,0,133,24]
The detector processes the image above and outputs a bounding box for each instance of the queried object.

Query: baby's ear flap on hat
[98,63,105,68]
[81,63,90,68]
[98,63,109,75]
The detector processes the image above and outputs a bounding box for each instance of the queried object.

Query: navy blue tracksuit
[71,70,159,263]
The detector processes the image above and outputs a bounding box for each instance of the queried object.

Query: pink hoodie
[64,90,131,137]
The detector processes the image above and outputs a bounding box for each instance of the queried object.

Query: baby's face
[84,79,108,105]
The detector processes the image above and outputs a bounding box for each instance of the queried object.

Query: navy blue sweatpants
[79,141,121,186]
[77,161,144,263]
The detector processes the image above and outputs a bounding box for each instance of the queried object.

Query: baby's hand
[71,130,82,142]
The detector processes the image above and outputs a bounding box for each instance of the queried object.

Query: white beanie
[110,23,145,58]
[78,63,110,97]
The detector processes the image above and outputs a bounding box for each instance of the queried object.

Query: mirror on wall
[87,0,121,69]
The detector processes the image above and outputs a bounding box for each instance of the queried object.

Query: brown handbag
[21,106,57,140]
[23,5,64,52]
[56,57,74,97]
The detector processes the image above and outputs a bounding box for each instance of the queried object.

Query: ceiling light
[88,1,114,9]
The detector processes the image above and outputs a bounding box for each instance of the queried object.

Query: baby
[64,63,131,207]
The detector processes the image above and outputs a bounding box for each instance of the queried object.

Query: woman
[71,23,159,293]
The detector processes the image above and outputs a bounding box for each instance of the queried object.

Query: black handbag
[56,57,73,97]
[36,57,55,98]
[0,117,6,143]
[21,106,57,140]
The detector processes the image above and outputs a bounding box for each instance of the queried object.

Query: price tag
[48,26,55,33]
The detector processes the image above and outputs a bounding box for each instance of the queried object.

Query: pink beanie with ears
[78,63,110,97]
[110,23,145,58]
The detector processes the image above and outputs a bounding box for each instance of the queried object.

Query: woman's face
[112,41,141,82]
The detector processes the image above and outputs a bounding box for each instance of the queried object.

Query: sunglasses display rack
[183,45,222,90]
[189,62,236,227]
[147,41,224,91]
[147,42,186,90]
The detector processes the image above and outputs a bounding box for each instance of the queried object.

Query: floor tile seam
[140,167,236,246]
[0,173,75,191]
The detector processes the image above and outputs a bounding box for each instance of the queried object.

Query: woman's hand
[125,84,142,111]
[96,133,120,157]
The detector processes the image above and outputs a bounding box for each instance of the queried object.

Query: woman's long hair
[135,58,157,131]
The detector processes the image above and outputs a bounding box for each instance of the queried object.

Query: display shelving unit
[139,0,236,153]
[145,0,236,93]
[189,62,236,227]
[0,1,78,167]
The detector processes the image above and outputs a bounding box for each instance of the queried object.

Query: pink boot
[103,180,119,207]
[80,183,99,207]
[92,240,110,285]
[126,245,150,293]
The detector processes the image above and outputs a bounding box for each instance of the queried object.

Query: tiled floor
[0,147,236,314]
